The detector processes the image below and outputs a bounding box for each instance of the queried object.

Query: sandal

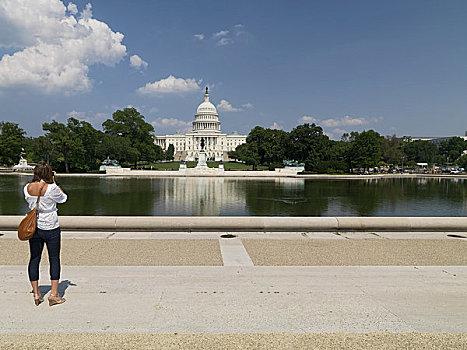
[34,293,44,306]
[48,293,66,306]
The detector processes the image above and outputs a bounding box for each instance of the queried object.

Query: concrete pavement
[1,265,466,334]
[0,232,466,266]
[0,232,466,348]
[1,333,466,349]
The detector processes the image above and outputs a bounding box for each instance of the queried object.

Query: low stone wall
[4,171,467,179]
[106,170,299,177]
[1,216,466,232]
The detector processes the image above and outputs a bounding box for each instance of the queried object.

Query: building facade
[154,88,247,161]
[407,131,467,146]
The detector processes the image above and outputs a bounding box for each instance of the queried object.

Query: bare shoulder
[26,182,49,196]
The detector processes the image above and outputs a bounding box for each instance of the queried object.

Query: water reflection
[0,175,466,216]
[155,177,246,216]
[0,174,28,215]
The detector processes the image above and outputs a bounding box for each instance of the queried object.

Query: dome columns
[193,86,220,134]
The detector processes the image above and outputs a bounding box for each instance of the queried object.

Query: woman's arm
[51,172,67,203]
[53,171,65,194]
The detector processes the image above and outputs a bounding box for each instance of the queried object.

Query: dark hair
[32,161,53,183]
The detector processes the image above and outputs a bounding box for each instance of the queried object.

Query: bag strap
[34,182,46,209]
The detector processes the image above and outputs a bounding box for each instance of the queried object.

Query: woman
[24,161,67,306]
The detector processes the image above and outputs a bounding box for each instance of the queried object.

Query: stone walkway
[0,231,466,349]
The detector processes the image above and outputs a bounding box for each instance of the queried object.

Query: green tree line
[228,124,467,172]
[1,114,467,172]
[0,108,166,172]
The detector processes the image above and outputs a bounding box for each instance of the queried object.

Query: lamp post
[401,156,404,173]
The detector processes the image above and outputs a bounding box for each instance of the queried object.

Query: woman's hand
[53,171,65,193]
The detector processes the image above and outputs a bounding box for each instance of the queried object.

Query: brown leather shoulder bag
[18,182,45,241]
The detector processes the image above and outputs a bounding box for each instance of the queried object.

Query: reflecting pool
[1,175,466,216]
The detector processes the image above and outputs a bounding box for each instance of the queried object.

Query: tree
[339,132,359,172]
[235,143,261,170]
[43,120,85,173]
[165,144,175,161]
[380,135,404,165]
[350,130,382,171]
[227,149,239,161]
[102,108,163,168]
[95,133,138,165]
[244,126,268,166]
[439,137,467,162]
[67,118,100,171]
[403,140,438,164]
[457,154,467,169]
[287,123,331,172]
[29,135,56,164]
[234,126,287,169]
[0,122,26,166]
[262,128,288,167]
[324,139,349,173]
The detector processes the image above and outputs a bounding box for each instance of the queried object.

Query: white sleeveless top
[24,182,68,230]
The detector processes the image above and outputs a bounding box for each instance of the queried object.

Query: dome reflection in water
[2,175,466,217]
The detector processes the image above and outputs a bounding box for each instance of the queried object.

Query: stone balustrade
[1,216,466,232]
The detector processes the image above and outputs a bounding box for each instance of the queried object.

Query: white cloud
[242,103,254,109]
[80,2,92,20]
[217,37,233,46]
[213,30,229,38]
[217,99,242,112]
[299,115,383,139]
[151,117,192,134]
[233,24,247,37]
[94,112,109,123]
[195,26,247,46]
[47,112,61,121]
[137,75,201,95]
[270,122,283,130]
[300,115,381,128]
[67,2,78,15]
[324,128,348,140]
[0,0,126,94]
[321,115,368,128]
[299,115,319,123]
[332,128,347,135]
[68,110,86,119]
[52,109,110,128]
[130,54,148,69]
[152,117,190,128]
[125,104,145,111]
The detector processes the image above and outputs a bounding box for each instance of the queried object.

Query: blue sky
[0,0,466,139]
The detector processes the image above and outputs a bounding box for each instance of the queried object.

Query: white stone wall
[154,133,246,161]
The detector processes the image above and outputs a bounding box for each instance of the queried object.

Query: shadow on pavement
[36,279,77,297]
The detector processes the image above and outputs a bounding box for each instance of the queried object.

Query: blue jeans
[28,227,61,281]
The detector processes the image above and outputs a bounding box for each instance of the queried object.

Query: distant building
[154,87,247,161]
[405,131,467,146]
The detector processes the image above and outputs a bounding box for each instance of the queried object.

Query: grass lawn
[140,162,181,170]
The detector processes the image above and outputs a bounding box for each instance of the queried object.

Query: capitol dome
[192,87,220,133]
[153,85,247,162]
[196,87,218,116]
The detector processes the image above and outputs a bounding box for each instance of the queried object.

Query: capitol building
[154,88,247,161]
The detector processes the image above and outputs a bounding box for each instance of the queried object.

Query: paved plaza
[0,231,466,348]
